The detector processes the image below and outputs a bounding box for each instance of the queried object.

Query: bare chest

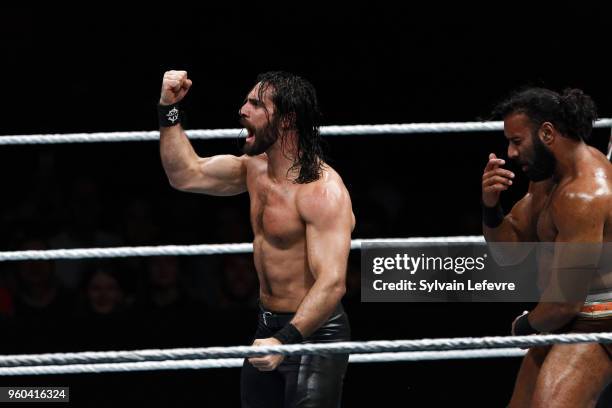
[248,177,305,248]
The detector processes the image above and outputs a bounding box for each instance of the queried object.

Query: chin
[243,143,262,156]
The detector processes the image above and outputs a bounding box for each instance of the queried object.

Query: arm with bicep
[514,194,605,334]
[158,70,247,196]
[484,192,535,241]
[183,154,247,196]
[289,184,353,337]
[483,190,537,265]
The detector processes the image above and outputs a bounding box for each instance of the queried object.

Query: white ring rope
[0,349,527,376]
[0,332,609,368]
[0,119,611,144]
[0,122,608,377]
[0,236,485,261]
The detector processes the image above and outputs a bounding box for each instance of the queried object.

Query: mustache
[509,157,529,167]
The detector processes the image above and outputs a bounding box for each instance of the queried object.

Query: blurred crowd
[0,130,608,354]
[0,151,365,353]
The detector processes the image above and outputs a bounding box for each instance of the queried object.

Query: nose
[507,144,519,160]
[238,101,249,118]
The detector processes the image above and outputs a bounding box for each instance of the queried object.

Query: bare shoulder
[242,153,268,175]
[553,162,612,220]
[296,164,353,224]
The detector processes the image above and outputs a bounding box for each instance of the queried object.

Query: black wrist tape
[514,313,538,336]
[482,202,504,228]
[158,103,181,127]
[272,323,304,345]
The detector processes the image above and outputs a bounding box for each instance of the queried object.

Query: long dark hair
[492,87,598,141]
[256,71,325,183]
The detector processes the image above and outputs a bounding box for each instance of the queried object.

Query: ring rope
[0,236,485,261]
[1,122,609,378]
[0,119,611,145]
[0,349,527,376]
[1,332,609,368]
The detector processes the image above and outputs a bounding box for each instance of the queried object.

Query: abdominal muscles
[253,236,315,312]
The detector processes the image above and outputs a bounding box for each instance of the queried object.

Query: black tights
[241,303,350,408]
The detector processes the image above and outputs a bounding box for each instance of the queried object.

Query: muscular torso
[244,155,354,312]
[528,147,612,293]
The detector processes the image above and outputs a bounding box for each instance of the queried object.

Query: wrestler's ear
[538,122,555,145]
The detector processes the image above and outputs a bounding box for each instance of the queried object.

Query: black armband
[514,313,539,336]
[272,323,304,345]
[158,103,181,127]
[482,202,504,228]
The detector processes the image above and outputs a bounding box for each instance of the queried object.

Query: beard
[520,132,557,182]
[241,118,279,156]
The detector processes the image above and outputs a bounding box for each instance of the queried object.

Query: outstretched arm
[159,70,247,196]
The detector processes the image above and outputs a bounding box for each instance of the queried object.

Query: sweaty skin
[247,154,355,317]
[158,70,355,372]
[482,112,612,407]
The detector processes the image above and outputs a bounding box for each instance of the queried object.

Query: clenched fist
[248,337,285,371]
[160,70,193,106]
[482,153,515,208]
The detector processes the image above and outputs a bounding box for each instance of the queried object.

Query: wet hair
[491,87,598,141]
[256,71,324,183]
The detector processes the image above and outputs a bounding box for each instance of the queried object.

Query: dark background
[0,4,611,407]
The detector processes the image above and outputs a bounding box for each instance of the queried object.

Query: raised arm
[290,181,354,337]
[482,153,536,242]
[481,153,538,266]
[159,70,247,196]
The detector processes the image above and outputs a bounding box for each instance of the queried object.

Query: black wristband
[482,202,504,228]
[272,323,304,345]
[158,103,181,127]
[514,313,538,336]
